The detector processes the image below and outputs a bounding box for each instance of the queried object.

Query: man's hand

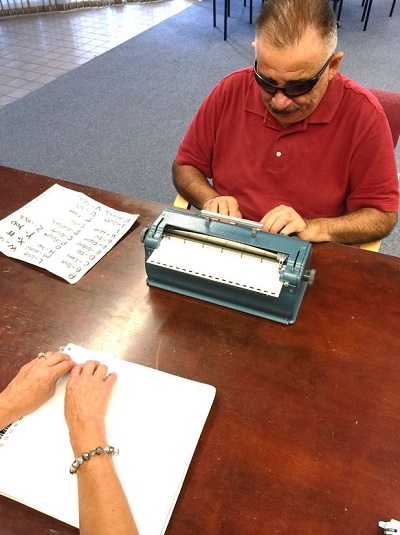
[203,196,242,218]
[260,205,308,237]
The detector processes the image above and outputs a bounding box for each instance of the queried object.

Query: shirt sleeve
[175,79,227,178]
[345,100,399,214]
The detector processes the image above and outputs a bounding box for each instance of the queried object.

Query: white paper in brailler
[0,184,138,283]
[148,234,283,297]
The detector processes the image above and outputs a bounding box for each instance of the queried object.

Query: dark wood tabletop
[1,165,399,535]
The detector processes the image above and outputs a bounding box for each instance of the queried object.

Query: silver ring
[37,352,46,359]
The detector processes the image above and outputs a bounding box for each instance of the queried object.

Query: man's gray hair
[255,0,338,55]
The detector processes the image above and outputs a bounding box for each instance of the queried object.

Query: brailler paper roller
[141,208,315,324]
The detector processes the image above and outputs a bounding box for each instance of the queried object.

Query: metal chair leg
[337,0,343,21]
[224,0,228,40]
[390,0,396,16]
[361,0,367,20]
[213,0,216,27]
[332,0,343,24]
[362,0,373,30]
[220,0,257,40]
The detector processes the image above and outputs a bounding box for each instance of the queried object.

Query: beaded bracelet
[69,445,119,474]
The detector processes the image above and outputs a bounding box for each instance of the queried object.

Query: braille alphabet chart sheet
[0,184,138,283]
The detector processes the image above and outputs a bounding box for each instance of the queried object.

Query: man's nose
[271,90,294,110]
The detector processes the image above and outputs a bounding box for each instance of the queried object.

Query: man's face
[255,27,342,128]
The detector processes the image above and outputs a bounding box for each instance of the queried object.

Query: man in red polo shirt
[172,0,398,245]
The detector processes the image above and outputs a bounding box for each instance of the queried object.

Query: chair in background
[218,0,345,34]
[213,0,255,41]
[174,193,191,210]
[359,88,400,251]
[174,88,400,252]
[368,88,400,148]
[331,0,344,25]
[361,0,397,30]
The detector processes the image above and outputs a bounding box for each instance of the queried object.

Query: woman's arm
[0,352,75,430]
[64,360,139,535]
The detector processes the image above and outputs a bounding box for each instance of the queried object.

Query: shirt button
[276,151,282,157]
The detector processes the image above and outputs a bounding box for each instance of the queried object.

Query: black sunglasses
[253,55,333,98]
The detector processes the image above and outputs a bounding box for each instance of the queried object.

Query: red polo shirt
[175,69,399,221]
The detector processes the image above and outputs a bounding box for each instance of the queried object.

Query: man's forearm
[172,161,219,209]
[301,208,397,244]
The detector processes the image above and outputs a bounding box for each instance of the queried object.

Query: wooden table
[1,166,399,535]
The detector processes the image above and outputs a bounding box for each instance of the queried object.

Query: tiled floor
[0,0,191,110]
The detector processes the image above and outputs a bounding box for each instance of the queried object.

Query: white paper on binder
[0,344,216,535]
[147,235,283,297]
